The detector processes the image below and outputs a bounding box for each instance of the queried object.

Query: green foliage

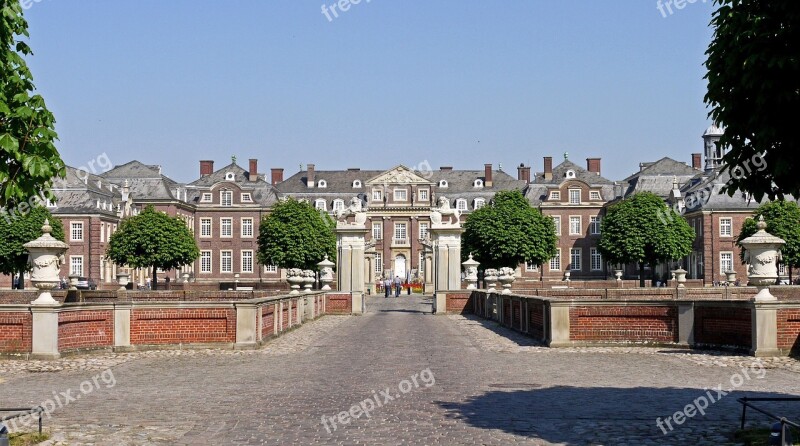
[106,205,199,272]
[0,205,64,276]
[737,200,800,269]
[257,198,336,270]
[1,1,66,208]
[705,0,800,201]
[462,190,557,270]
[598,192,695,284]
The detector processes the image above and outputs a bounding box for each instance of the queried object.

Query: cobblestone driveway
[1,294,799,445]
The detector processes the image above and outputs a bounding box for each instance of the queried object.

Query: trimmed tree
[705,0,800,201]
[106,205,199,290]
[462,190,557,271]
[1,1,66,208]
[598,192,695,287]
[257,198,336,271]
[737,200,800,283]
[0,205,64,289]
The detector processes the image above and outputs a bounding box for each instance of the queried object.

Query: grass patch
[8,431,50,446]
[734,427,800,445]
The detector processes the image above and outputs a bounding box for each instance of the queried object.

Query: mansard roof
[532,160,614,186]
[51,166,122,217]
[621,157,698,199]
[102,160,180,201]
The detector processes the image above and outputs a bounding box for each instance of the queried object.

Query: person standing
[384,277,391,298]
[394,275,402,297]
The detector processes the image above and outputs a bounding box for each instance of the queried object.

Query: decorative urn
[23,220,69,305]
[739,216,785,301]
[484,268,499,293]
[462,254,480,290]
[286,268,304,295]
[302,269,316,293]
[117,272,130,291]
[614,269,623,281]
[498,267,516,294]
[725,270,737,285]
[317,255,335,291]
[672,268,688,288]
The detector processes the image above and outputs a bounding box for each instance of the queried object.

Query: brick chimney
[249,159,258,180]
[307,164,316,188]
[200,160,214,177]
[439,166,453,172]
[271,168,284,185]
[543,157,553,181]
[484,164,493,187]
[692,153,702,170]
[586,158,601,175]
[517,163,531,183]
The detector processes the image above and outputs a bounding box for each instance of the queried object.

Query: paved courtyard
[2,294,800,445]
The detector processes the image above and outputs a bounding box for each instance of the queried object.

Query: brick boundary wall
[261,304,275,339]
[0,311,32,354]
[693,305,752,350]
[528,300,546,340]
[326,293,352,314]
[446,291,473,314]
[569,305,678,343]
[777,308,800,353]
[131,308,237,345]
[58,309,114,352]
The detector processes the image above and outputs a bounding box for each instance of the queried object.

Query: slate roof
[51,166,122,217]
[101,160,180,201]
[681,169,764,212]
[620,157,699,199]
[186,162,280,207]
[526,159,616,205]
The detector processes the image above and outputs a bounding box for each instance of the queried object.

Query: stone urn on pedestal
[725,271,737,285]
[116,272,130,291]
[462,254,480,290]
[301,269,316,293]
[614,269,623,281]
[672,268,687,288]
[23,220,69,305]
[498,267,516,294]
[484,268,499,293]
[739,216,785,301]
[317,255,335,291]
[286,268,304,295]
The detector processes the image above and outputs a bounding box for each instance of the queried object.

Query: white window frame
[375,252,383,274]
[473,179,483,188]
[569,189,581,205]
[393,188,408,201]
[221,218,233,238]
[70,255,84,276]
[525,261,539,272]
[549,249,562,271]
[590,191,602,201]
[241,218,253,238]
[264,265,278,273]
[569,216,581,235]
[317,180,327,188]
[590,248,603,271]
[418,189,429,201]
[220,250,233,274]
[372,222,383,240]
[200,251,212,273]
[719,217,732,237]
[70,222,84,242]
[549,191,560,200]
[241,193,252,203]
[439,180,448,188]
[241,250,253,273]
[590,216,601,235]
[394,223,407,242]
[372,189,382,202]
[333,199,345,212]
[570,248,582,271]
[220,190,233,207]
[200,218,212,238]
[720,251,734,274]
[419,222,429,240]
[552,215,561,236]
[201,193,212,203]
[352,180,362,188]
[456,199,468,211]
[315,199,327,211]
[474,198,486,210]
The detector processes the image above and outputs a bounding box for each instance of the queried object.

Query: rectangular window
[549,249,561,271]
[201,193,212,202]
[590,248,603,271]
[552,215,561,236]
[200,218,212,237]
[393,189,408,201]
[375,253,383,274]
[549,191,560,200]
[525,262,538,272]
[456,200,468,211]
[590,216,601,235]
[221,190,233,207]
[264,265,277,273]
[221,218,233,238]
[697,218,704,236]
[333,200,345,212]
[569,216,581,235]
[372,222,383,240]
[315,200,327,211]
[372,190,382,202]
[720,217,732,236]
[241,193,252,203]
[241,250,253,273]
[241,218,253,237]
[720,252,734,274]
[394,223,407,242]
[200,251,212,273]
[590,191,602,200]
[418,189,429,201]
[419,222,429,240]
[220,251,233,273]
[570,248,582,271]
[70,256,83,276]
[70,222,83,241]
[569,189,581,204]
[419,251,426,271]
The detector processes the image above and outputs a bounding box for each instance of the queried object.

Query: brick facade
[693,306,752,349]
[58,309,114,351]
[777,308,800,353]
[569,306,678,343]
[0,311,32,353]
[130,308,237,345]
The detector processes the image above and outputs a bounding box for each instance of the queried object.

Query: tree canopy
[705,0,800,201]
[598,192,695,287]
[737,200,800,281]
[257,198,336,270]
[0,1,65,208]
[461,190,557,270]
[0,205,64,289]
[106,205,199,289]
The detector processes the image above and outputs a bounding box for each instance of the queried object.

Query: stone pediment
[366,165,433,186]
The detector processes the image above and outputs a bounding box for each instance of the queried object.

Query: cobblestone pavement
[0,295,798,445]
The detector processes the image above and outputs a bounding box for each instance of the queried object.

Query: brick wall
[0,311,32,353]
[502,299,511,326]
[261,304,275,339]
[528,301,545,340]
[777,308,800,353]
[512,300,522,330]
[131,308,236,345]
[326,293,352,314]
[694,306,752,349]
[58,310,114,351]
[445,291,472,314]
[569,305,678,343]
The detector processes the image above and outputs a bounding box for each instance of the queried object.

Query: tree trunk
[650,263,658,287]
[639,262,645,288]
[152,265,158,291]
[17,267,24,290]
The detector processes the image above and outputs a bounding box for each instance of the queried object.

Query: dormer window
[474,198,486,210]
[439,180,448,188]
[590,191,601,201]
[201,193,212,202]
[317,180,327,188]
[333,199,345,212]
[315,199,327,211]
[221,190,233,207]
[569,189,581,205]
[549,191,560,200]
[352,180,362,188]
[565,170,576,179]
[473,179,484,188]
[241,193,253,203]
[456,199,468,211]
[225,172,235,181]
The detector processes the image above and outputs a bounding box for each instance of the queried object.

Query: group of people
[382,276,404,298]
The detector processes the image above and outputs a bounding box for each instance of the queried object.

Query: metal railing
[1,406,44,434]
[738,397,800,445]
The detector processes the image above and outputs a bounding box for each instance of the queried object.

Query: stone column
[430,225,464,314]
[31,305,60,359]
[336,226,368,294]
[750,301,780,357]
[235,303,259,349]
[677,302,694,347]
[548,302,571,348]
[114,303,132,351]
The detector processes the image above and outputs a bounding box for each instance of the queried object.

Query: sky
[20,0,717,183]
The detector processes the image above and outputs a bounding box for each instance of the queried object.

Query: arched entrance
[394,254,407,280]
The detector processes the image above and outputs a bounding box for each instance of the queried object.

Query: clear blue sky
[22,0,716,183]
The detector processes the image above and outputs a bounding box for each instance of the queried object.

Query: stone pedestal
[751,302,780,357]
[430,225,464,314]
[31,305,60,359]
[336,226,368,294]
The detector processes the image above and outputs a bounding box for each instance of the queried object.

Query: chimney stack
[543,157,553,181]
[307,164,316,188]
[439,166,453,172]
[271,168,284,185]
[586,158,601,175]
[484,164,493,187]
[692,153,702,170]
[249,159,258,180]
[200,160,214,177]
[517,163,531,183]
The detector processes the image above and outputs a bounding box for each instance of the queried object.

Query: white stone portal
[336,226,368,295]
